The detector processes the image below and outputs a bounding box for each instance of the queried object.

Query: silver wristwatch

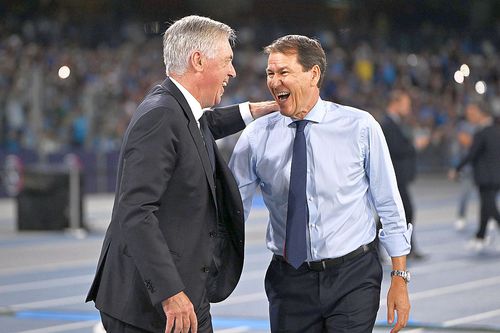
[391,270,411,283]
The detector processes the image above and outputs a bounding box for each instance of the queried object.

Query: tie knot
[294,120,309,133]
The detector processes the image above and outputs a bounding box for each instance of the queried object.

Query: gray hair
[163,15,236,76]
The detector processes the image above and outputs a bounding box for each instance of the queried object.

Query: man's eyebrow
[266,65,289,72]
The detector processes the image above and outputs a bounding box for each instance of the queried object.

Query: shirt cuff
[239,102,253,125]
[378,223,413,257]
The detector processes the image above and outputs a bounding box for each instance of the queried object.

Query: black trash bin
[17,166,84,231]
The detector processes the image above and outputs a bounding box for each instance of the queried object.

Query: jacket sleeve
[205,105,246,140]
[116,106,184,306]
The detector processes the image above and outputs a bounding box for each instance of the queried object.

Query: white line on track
[380,275,500,305]
[0,275,94,293]
[0,259,96,277]
[5,295,85,312]
[411,276,500,301]
[215,327,250,333]
[443,308,500,327]
[13,320,99,333]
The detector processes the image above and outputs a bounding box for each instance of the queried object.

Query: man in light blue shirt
[229,35,412,333]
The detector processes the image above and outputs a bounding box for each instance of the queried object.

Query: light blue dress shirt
[229,98,412,261]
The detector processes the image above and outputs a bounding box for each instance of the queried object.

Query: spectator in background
[1,11,499,180]
[449,106,480,231]
[381,89,429,260]
[70,107,88,149]
[449,103,500,251]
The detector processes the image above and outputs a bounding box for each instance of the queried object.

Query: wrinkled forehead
[267,51,301,70]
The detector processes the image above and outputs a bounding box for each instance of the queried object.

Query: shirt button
[308,197,313,201]
[202,266,210,273]
[209,231,217,238]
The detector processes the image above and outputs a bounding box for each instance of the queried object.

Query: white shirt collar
[169,76,204,123]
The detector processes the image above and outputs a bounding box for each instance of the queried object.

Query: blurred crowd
[1,15,500,171]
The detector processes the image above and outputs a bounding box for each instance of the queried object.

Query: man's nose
[269,76,281,88]
[229,63,236,78]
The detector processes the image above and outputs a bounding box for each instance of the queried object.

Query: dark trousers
[477,185,500,239]
[264,249,382,333]
[100,312,152,333]
[100,296,213,333]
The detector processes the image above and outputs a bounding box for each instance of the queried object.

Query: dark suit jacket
[456,123,500,187]
[86,78,246,332]
[381,115,417,186]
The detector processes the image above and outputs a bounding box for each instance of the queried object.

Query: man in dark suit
[381,90,428,260]
[86,15,276,333]
[450,102,500,251]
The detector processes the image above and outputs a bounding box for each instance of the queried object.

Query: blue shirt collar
[286,97,327,127]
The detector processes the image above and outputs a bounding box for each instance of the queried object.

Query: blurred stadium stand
[1,0,500,198]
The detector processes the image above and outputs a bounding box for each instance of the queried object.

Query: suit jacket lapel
[160,78,217,204]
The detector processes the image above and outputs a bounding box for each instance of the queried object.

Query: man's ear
[311,65,321,87]
[190,51,204,72]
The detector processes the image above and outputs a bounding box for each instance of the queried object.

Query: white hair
[163,15,236,76]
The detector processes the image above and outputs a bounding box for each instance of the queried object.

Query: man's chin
[214,95,223,106]
[279,107,293,117]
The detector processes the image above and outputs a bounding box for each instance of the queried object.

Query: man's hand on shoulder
[249,101,279,119]
[162,291,197,333]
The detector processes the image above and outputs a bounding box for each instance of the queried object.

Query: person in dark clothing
[450,103,500,251]
[381,90,429,260]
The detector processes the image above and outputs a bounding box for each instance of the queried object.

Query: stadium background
[1,0,499,197]
[1,1,500,333]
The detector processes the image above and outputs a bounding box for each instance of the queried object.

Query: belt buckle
[307,260,326,271]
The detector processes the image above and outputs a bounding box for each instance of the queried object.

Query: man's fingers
[390,310,409,333]
[390,321,403,333]
[165,316,174,333]
[398,309,409,328]
[181,316,190,333]
[162,292,196,333]
[190,310,198,333]
[387,303,395,324]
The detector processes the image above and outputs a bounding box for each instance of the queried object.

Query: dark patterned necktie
[285,120,309,269]
[199,115,215,174]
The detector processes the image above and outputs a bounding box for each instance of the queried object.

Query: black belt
[273,240,377,271]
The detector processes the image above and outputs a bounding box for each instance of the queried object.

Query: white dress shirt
[229,98,412,260]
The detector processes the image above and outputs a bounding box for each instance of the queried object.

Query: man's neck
[170,74,202,106]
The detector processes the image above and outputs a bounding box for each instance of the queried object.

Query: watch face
[406,271,411,283]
